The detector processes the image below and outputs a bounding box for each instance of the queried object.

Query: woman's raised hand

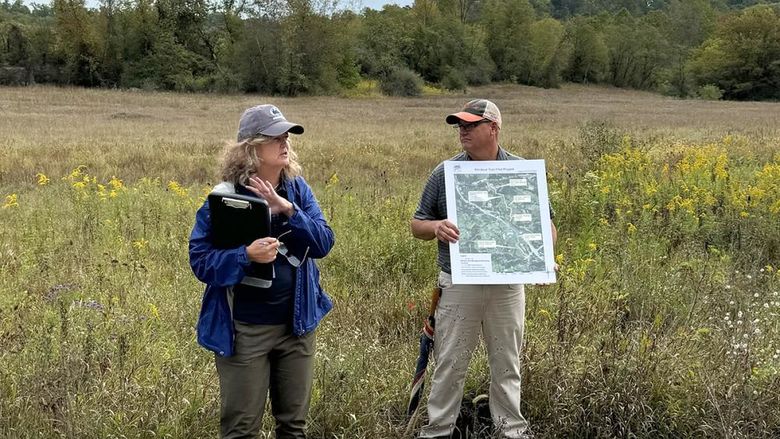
[247,176,295,216]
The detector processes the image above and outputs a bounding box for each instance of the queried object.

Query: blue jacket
[189,176,334,357]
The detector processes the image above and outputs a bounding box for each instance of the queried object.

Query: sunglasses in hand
[274,230,309,267]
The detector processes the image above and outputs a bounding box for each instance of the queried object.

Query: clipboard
[208,192,272,281]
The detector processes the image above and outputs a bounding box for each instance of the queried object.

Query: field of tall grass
[1,84,779,438]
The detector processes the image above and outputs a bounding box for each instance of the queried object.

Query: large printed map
[444,160,556,285]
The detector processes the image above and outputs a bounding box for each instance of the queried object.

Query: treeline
[1,0,779,99]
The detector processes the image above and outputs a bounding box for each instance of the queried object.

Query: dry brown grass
[2,84,778,191]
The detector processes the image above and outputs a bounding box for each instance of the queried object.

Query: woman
[189,104,334,439]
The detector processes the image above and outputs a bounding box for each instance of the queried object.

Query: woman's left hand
[248,176,295,216]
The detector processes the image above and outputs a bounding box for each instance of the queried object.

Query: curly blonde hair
[219,135,302,186]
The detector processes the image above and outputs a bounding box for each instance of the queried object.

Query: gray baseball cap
[237,104,304,141]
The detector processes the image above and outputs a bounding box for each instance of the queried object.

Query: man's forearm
[411,218,437,240]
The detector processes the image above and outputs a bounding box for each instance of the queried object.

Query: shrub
[696,84,723,101]
[576,120,624,170]
[464,63,494,86]
[379,66,422,97]
[441,68,467,92]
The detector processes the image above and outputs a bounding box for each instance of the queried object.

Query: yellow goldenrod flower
[588,242,598,251]
[327,172,340,188]
[96,184,107,201]
[3,194,19,209]
[713,154,729,180]
[644,184,658,196]
[132,239,149,250]
[620,135,632,149]
[167,181,188,197]
[66,165,87,181]
[746,186,766,205]
[36,173,50,186]
[627,223,637,234]
[109,176,124,191]
[148,303,160,320]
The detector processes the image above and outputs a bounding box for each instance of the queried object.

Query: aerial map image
[452,171,546,274]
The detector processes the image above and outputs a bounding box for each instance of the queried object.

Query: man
[411,99,557,439]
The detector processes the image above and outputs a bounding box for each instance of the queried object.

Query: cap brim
[260,121,304,136]
[445,112,484,125]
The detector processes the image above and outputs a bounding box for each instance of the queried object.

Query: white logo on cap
[270,106,284,120]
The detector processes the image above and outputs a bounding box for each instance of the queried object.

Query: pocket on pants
[437,271,453,290]
[508,283,524,293]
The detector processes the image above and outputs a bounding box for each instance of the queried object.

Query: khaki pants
[215,322,315,439]
[419,272,528,439]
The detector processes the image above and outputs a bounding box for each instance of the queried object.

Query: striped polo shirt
[413,147,554,274]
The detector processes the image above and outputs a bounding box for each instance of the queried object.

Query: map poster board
[444,160,556,285]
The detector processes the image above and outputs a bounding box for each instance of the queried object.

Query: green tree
[551,0,580,18]
[155,0,215,80]
[460,23,495,85]
[27,20,59,83]
[655,0,716,96]
[529,0,552,16]
[206,0,250,91]
[95,0,123,86]
[2,23,29,66]
[5,0,30,14]
[332,11,362,90]
[582,0,657,15]
[454,0,481,23]
[563,16,608,83]
[120,0,166,89]
[482,0,535,82]
[688,5,780,99]
[355,5,414,77]
[53,0,101,86]
[278,0,331,94]
[31,3,54,17]
[229,16,284,93]
[406,3,467,83]
[522,17,569,87]
[603,11,669,89]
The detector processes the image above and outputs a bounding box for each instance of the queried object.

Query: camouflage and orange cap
[445,99,502,129]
